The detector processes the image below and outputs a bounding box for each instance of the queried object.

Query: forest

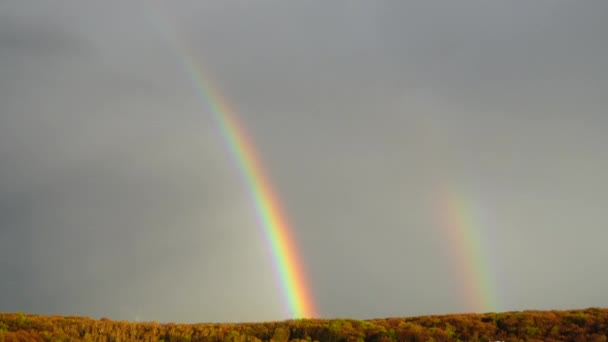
[1,308,607,342]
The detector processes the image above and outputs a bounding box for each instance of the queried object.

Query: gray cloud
[1,0,607,322]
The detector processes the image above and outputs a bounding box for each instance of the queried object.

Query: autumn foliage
[1,308,607,341]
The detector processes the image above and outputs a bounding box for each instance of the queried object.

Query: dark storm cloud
[0,17,89,58]
[1,0,607,322]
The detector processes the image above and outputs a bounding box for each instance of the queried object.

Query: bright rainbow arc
[438,190,497,313]
[144,2,316,317]
[169,44,316,318]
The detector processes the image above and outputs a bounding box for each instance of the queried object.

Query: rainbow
[205,83,317,319]
[437,188,497,313]
[154,26,317,318]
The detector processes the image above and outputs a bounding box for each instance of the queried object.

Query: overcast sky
[1,1,608,323]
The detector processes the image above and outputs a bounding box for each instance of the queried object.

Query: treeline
[1,308,607,342]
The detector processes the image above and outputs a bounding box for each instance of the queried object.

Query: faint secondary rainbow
[437,188,497,313]
[149,12,317,319]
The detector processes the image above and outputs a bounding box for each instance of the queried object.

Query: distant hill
[1,308,607,341]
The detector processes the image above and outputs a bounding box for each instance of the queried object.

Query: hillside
[1,308,607,342]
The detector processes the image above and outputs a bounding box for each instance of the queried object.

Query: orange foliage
[0,308,607,341]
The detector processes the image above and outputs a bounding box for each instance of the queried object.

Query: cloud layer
[1,1,607,322]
